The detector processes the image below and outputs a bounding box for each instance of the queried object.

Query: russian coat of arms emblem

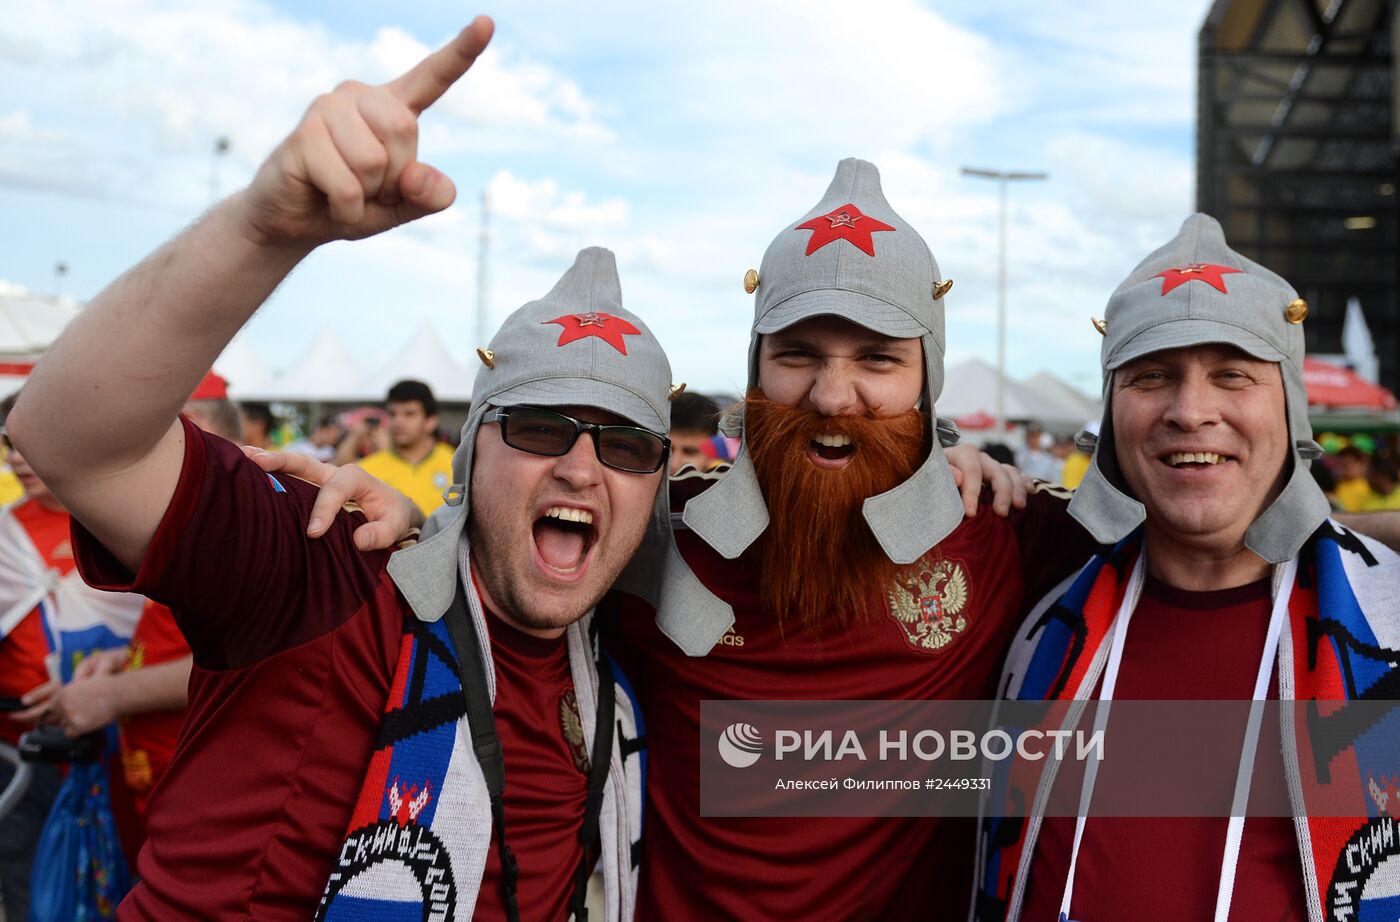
[885,557,971,654]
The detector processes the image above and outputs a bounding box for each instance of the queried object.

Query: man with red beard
[598,159,1105,920]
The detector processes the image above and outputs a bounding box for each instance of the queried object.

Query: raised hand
[238,16,494,248]
[242,446,425,550]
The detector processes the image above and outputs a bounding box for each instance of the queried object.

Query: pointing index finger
[387,16,495,115]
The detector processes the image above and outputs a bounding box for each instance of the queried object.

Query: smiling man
[978,215,1400,922]
[8,19,655,921]
[599,158,1104,920]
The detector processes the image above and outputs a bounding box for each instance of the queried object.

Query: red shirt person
[0,409,144,919]
[72,422,620,918]
[9,21,663,922]
[41,374,245,859]
[598,159,1100,919]
[979,215,1400,921]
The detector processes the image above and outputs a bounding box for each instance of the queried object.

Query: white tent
[0,293,81,361]
[939,359,1100,431]
[214,335,275,399]
[939,358,1043,421]
[359,321,475,402]
[1020,371,1102,429]
[243,326,372,402]
[0,291,84,399]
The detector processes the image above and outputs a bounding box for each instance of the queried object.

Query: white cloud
[0,111,67,144]
[1045,131,1194,222]
[0,0,611,205]
[0,0,1221,397]
[365,28,611,142]
[486,170,629,232]
[650,0,1005,153]
[965,0,1202,128]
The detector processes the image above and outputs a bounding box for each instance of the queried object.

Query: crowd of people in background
[1310,436,1400,511]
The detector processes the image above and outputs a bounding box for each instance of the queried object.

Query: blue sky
[0,0,1211,399]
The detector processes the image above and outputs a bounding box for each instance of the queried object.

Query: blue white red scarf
[975,521,1400,922]
[316,613,477,921]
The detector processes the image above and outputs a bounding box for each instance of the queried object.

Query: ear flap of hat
[683,335,771,559]
[860,330,964,564]
[1067,379,1147,544]
[614,519,737,656]
[1244,461,1331,563]
[862,454,964,564]
[681,445,770,559]
[1243,360,1330,563]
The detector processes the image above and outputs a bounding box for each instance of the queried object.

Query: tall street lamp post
[960,167,1047,437]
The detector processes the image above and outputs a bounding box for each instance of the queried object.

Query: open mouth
[809,433,855,464]
[1161,450,1234,470]
[531,506,598,580]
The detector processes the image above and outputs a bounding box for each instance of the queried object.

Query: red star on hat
[544,312,641,355]
[1154,263,1242,295]
[795,203,895,257]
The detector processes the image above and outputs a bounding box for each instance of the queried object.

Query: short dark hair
[670,392,720,435]
[982,442,1015,466]
[0,390,18,421]
[387,379,437,417]
[240,401,276,431]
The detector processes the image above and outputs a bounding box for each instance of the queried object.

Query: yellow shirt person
[353,379,455,515]
[0,469,22,507]
[1059,452,1091,490]
[359,442,455,515]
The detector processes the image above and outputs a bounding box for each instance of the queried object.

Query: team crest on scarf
[885,557,971,653]
[316,615,466,921]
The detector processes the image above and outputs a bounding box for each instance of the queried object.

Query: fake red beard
[744,390,927,634]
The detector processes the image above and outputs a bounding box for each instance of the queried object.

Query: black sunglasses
[494,406,670,474]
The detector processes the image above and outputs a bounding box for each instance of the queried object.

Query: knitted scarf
[975,521,1400,922]
[316,612,476,921]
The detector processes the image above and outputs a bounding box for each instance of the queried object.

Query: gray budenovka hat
[384,246,678,624]
[652,158,966,655]
[1068,213,1330,563]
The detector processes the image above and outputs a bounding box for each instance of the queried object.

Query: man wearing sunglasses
[8,19,654,921]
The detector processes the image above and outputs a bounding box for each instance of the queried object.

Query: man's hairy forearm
[9,194,309,487]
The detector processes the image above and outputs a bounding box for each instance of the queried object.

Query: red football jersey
[606,482,1098,920]
[1021,576,1306,922]
[74,418,595,921]
[115,599,190,854]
